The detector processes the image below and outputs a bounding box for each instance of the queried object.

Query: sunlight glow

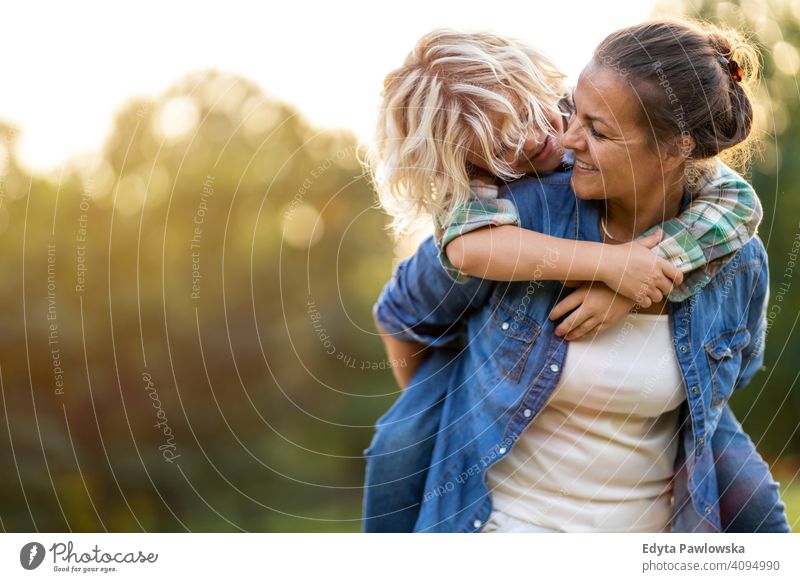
[0,0,658,174]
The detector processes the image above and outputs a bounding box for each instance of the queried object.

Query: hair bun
[594,19,760,170]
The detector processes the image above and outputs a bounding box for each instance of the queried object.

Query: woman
[365,20,789,532]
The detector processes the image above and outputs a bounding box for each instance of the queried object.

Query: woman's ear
[661,134,695,169]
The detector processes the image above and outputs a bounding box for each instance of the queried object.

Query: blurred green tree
[0,70,397,532]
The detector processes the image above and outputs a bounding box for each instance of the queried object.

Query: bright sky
[0,0,658,175]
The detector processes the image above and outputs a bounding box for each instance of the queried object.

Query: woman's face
[561,62,666,202]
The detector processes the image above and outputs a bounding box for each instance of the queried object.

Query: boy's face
[515,110,568,173]
[466,109,567,176]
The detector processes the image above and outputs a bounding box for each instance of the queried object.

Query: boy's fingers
[556,308,591,337]
[566,317,599,341]
[637,283,659,305]
[638,228,663,249]
[581,321,611,340]
[550,287,589,320]
[654,276,674,296]
[649,289,664,304]
[660,260,682,283]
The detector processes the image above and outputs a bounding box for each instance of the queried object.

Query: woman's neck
[603,176,685,242]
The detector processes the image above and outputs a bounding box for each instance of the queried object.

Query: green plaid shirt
[433,158,762,302]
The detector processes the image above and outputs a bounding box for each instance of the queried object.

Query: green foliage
[0,70,397,531]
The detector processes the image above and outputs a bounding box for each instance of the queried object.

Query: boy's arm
[642,159,763,302]
[373,236,495,349]
[438,181,681,306]
[535,160,764,341]
[446,224,677,299]
[433,179,520,283]
[373,319,428,390]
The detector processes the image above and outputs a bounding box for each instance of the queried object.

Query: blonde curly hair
[367,29,567,239]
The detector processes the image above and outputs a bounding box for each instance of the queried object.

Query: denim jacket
[365,170,789,533]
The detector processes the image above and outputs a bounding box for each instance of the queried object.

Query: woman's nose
[561,115,583,151]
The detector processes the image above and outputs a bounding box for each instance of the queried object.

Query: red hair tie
[719,55,743,83]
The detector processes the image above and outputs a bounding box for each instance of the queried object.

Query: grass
[780,481,800,532]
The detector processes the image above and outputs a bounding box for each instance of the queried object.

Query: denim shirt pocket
[489,294,542,383]
[704,327,751,407]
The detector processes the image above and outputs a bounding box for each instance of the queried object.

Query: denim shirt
[368,170,786,533]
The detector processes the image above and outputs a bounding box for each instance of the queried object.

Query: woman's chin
[571,180,603,200]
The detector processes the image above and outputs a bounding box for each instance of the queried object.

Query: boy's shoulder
[705,235,768,296]
[498,170,576,232]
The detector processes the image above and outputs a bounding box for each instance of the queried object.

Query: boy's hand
[600,228,683,307]
[549,282,636,341]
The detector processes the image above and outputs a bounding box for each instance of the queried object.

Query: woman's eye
[589,125,606,139]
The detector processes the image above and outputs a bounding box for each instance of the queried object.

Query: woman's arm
[734,237,769,393]
[373,236,496,390]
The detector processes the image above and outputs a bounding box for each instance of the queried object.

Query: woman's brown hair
[593,19,760,171]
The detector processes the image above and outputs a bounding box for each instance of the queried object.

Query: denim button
[679,345,688,353]
[698,437,705,446]
[523,409,532,418]
[691,386,700,395]
[498,447,507,455]
[704,506,712,514]
[549,364,559,373]
[501,322,510,330]
[473,519,482,529]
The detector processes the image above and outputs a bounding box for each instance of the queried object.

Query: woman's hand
[600,229,684,307]
[549,282,636,341]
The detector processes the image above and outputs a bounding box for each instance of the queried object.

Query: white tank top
[486,312,686,532]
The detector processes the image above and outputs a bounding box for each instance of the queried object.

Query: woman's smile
[573,158,598,173]
[561,63,677,206]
